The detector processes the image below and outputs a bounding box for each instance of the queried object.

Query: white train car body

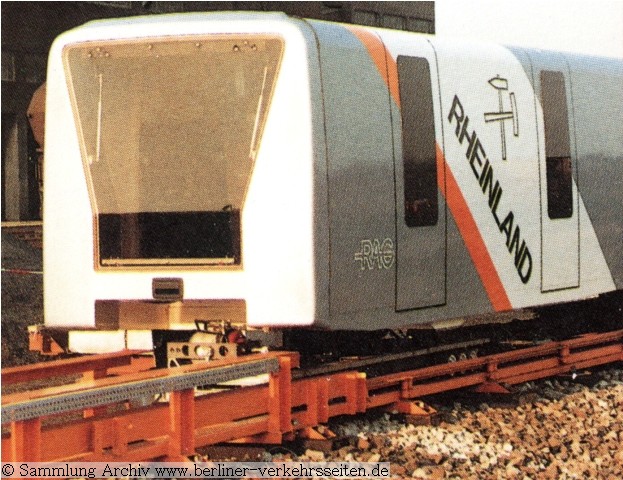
[42,13,622,353]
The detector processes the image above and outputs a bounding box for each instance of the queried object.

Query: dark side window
[398,56,437,227]
[541,70,573,219]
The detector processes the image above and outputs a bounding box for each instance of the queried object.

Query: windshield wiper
[249,66,269,160]
[94,73,103,164]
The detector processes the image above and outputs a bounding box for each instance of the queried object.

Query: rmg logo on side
[354,238,395,270]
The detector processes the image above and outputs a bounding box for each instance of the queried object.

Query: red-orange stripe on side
[437,144,512,311]
[345,25,401,108]
[347,25,512,311]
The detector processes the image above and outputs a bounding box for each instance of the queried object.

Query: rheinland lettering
[448,95,532,284]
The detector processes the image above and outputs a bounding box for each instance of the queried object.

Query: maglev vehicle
[41,12,622,359]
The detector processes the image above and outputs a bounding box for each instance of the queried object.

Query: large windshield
[65,36,283,266]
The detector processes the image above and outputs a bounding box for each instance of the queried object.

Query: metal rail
[1,221,43,228]
[1,330,621,463]
[2,358,279,424]
[1,221,43,249]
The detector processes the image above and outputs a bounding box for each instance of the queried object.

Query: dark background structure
[1,1,435,222]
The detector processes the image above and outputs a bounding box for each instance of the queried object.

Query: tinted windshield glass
[65,36,283,266]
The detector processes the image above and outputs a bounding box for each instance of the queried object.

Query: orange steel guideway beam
[366,329,623,403]
[2,330,622,463]
[1,350,151,385]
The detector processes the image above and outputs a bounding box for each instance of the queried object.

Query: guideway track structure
[2,330,622,463]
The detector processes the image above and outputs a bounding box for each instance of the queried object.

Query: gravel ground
[280,367,623,479]
[1,231,45,367]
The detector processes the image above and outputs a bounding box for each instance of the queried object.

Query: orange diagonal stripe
[348,24,510,311]
[346,25,400,108]
[437,144,512,311]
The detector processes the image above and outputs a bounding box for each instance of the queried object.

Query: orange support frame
[1,350,149,385]
[10,418,42,462]
[367,330,623,406]
[2,330,621,462]
[169,389,195,459]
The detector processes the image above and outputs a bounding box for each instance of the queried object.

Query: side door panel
[310,22,397,321]
[530,53,580,292]
[388,40,447,311]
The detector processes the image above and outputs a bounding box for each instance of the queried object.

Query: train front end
[42,13,322,355]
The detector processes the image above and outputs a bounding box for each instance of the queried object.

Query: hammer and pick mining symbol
[484,75,519,160]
